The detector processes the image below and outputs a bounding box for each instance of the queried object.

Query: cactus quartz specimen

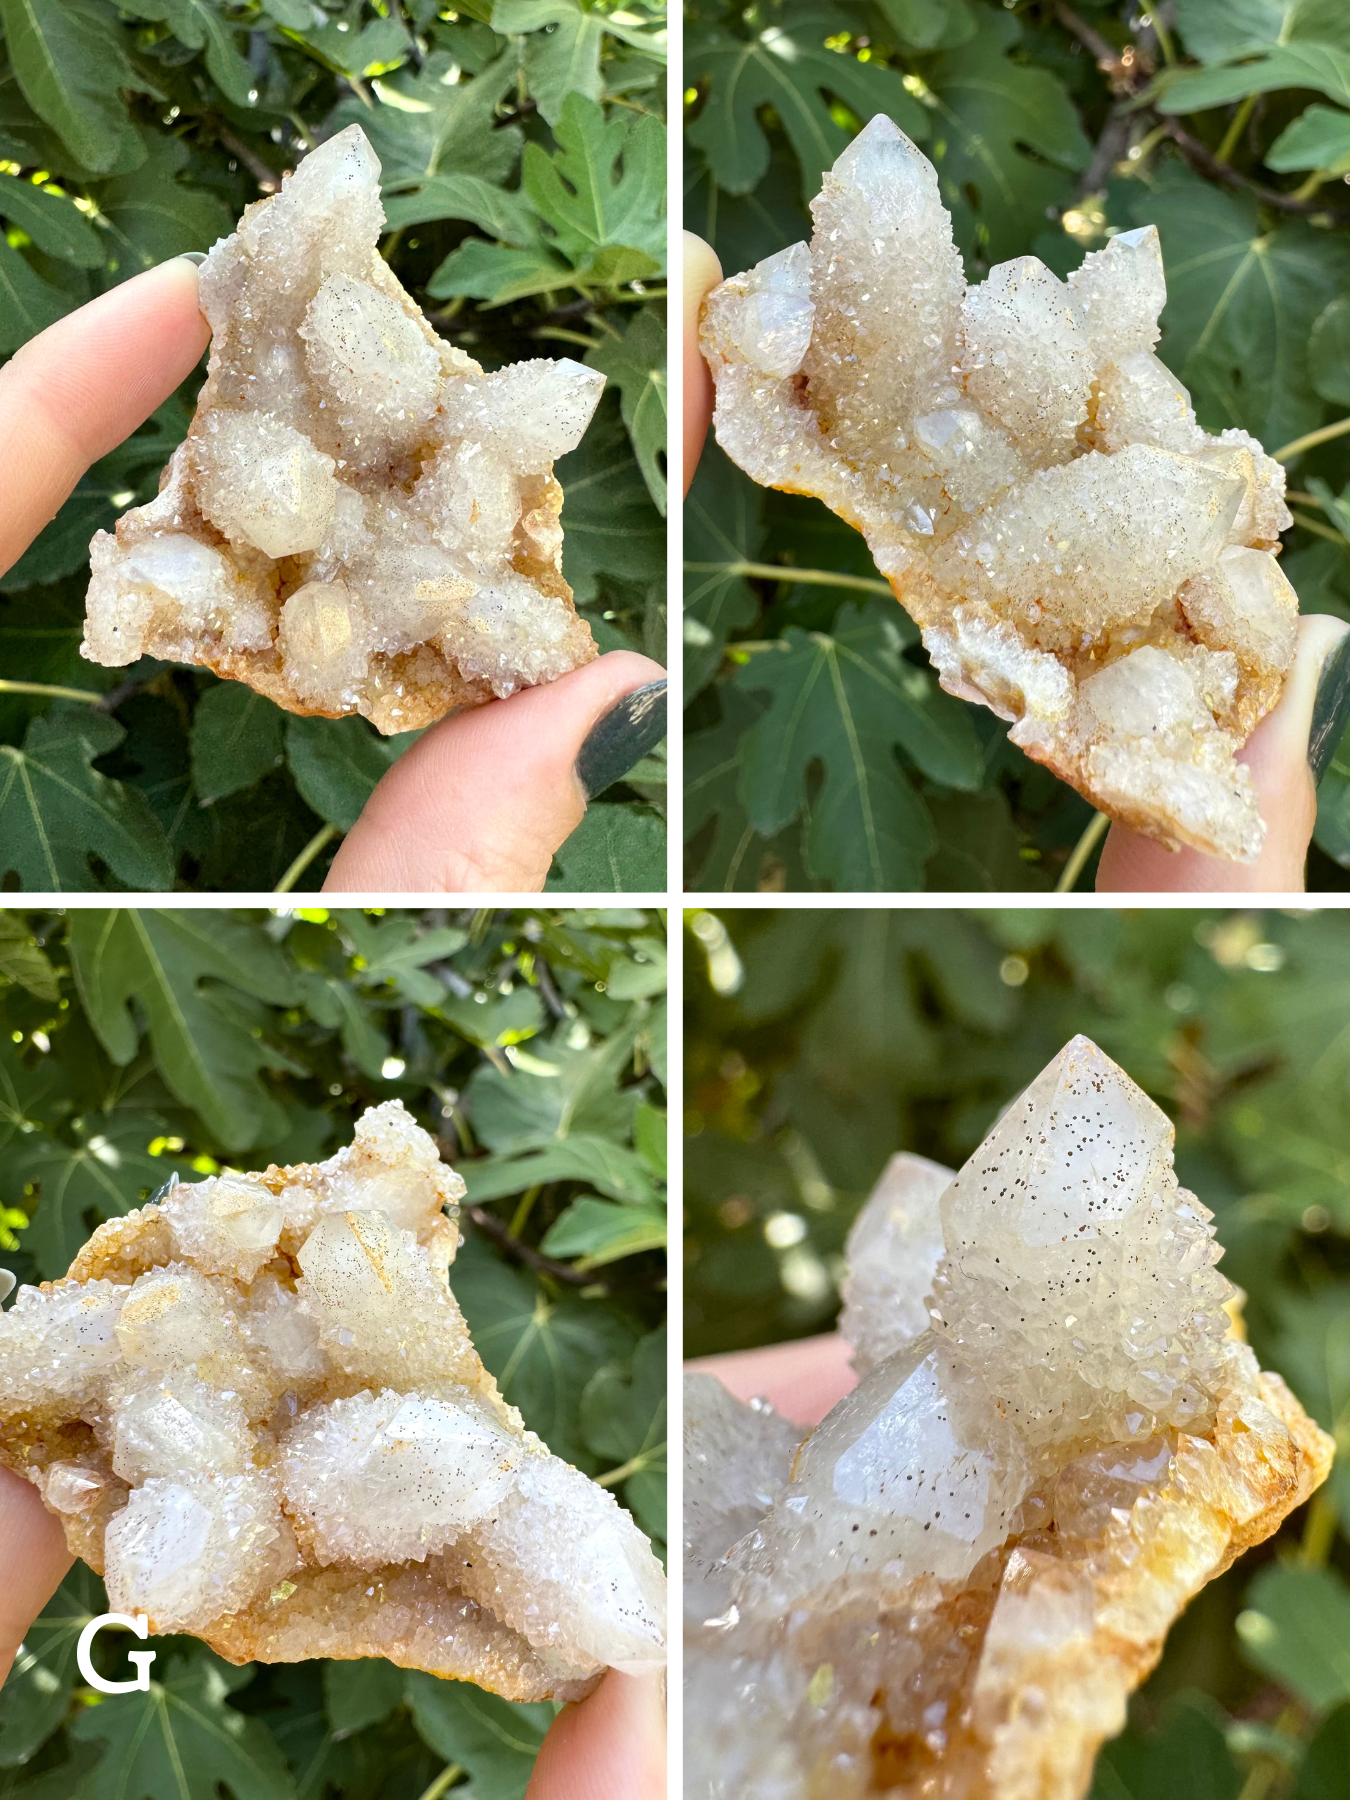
[701,117,1299,861]
[83,126,603,734]
[684,1037,1331,1799]
[0,1102,664,1700]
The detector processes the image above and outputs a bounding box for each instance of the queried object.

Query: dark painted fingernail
[576,679,667,799]
[1309,632,1350,783]
[177,250,208,266]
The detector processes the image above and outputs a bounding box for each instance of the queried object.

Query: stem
[1216,94,1258,167]
[596,1449,656,1489]
[274,824,339,894]
[1292,169,1331,202]
[508,1184,543,1239]
[1159,118,1350,219]
[1147,10,1176,65]
[684,560,893,595]
[416,1766,464,1800]
[1274,416,1350,461]
[1291,509,1348,547]
[1299,1488,1338,1568]
[0,679,102,704]
[211,120,281,193]
[464,1204,599,1289]
[1056,811,1110,893]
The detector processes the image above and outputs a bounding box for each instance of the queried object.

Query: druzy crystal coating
[0,1102,665,1700]
[83,126,603,735]
[700,117,1299,861]
[684,1037,1331,1799]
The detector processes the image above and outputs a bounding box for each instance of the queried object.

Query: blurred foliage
[685,904,1350,1796]
[683,0,1350,891]
[0,0,667,892]
[0,904,666,1798]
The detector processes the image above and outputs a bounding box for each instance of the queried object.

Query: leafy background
[0,903,667,1799]
[685,905,1350,1798]
[684,0,1350,892]
[0,0,667,894]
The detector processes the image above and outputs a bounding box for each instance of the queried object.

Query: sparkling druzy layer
[683,1037,1331,1800]
[700,116,1299,862]
[0,1103,665,1700]
[83,126,603,735]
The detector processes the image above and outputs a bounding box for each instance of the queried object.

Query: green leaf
[494,0,604,125]
[285,716,414,832]
[1088,1693,1241,1800]
[874,0,976,51]
[1173,0,1290,62]
[732,600,983,890]
[0,911,58,1001]
[585,308,666,515]
[686,12,929,202]
[451,1232,639,1465]
[579,1323,666,1538]
[0,0,146,176]
[7,1112,168,1278]
[321,1659,404,1737]
[298,969,390,1081]
[1133,161,1350,455]
[925,12,1093,266]
[302,11,410,80]
[0,707,173,892]
[335,49,520,189]
[404,1673,549,1800]
[466,1029,637,1151]
[1295,1701,1350,1800]
[0,1564,101,1769]
[523,93,666,272]
[381,172,540,244]
[540,1194,667,1263]
[437,987,545,1049]
[427,236,577,305]
[93,134,234,278]
[683,442,763,700]
[334,911,467,1006]
[67,909,300,1152]
[1267,103,1350,172]
[1237,1563,1350,1711]
[0,234,70,350]
[118,0,257,108]
[1157,44,1350,115]
[190,684,286,804]
[463,1135,657,1204]
[633,1100,666,1175]
[1309,294,1350,407]
[556,394,665,603]
[70,1651,297,1800]
[548,803,666,891]
[0,171,103,264]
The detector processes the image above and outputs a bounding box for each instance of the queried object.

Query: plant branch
[1275,417,1350,461]
[685,559,892,594]
[465,1203,599,1288]
[275,824,339,894]
[1056,811,1110,893]
[209,119,282,193]
[0,679,102,704]
[1159,118,1350,219]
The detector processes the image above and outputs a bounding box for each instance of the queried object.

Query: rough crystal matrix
[83,126,603,734]
[701,117,1299,861]
[684,1037,1331,1799]
[0,1102,664,1700]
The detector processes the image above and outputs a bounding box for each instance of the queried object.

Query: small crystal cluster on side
[0,1102,665,1700]
[83,126,603,735]
[684,1037,1331,1800]
[701,117,1299,861]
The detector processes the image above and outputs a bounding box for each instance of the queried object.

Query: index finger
[686,1332,857,1430]
[0,257,211,578]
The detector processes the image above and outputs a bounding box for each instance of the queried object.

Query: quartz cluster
[0,1102,664,1699]
[684,1037,1331,1799]
[83,126,603,734]
[701,117,1299,861]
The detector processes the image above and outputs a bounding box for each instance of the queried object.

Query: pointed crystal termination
[700,115,1298,862]
[684,1037,1331,1800]
[0,1102,665,1700]
[82,126,604,736]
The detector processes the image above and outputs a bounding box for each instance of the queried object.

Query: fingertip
[0,1467,72,1684]
[526,1668,666,1800]
[683,233,722,497]
[687,1334,858,1429]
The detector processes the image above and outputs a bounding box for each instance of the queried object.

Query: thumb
[1097,613,1350,893]
[324,652,666,893]
[0,1467,72,1686]
[526,1669,666,1800]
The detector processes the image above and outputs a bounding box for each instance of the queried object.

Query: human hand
[0,260,666,896]
[683,233,722,498]
[0,1464,663,1798]
[687,1332,857,1430]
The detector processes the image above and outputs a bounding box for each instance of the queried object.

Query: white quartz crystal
[684,1036,1331,1800]
[83,126,604,734]
[702,116,1298,860]
[0,1101,664,1702]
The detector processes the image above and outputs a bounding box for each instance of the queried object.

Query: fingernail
[0,1269,15,1303]
[177,250,208,266]
[575,680,667,800]
[1309,631,1350,783]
